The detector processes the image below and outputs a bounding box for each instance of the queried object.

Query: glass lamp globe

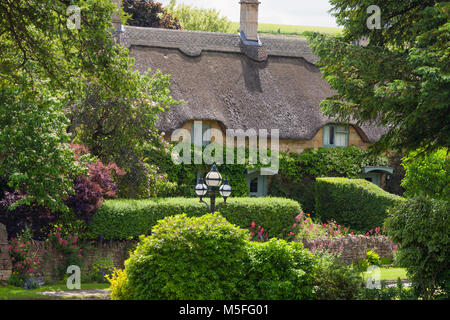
[195,178,208,197]
[205,164,222,187]
[219,178,232,198]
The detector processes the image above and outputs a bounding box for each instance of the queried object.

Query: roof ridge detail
[121,26,318,64]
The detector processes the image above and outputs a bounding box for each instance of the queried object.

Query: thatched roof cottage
[112,0,392,196]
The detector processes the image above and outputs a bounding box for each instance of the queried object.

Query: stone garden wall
[0,224,12,283]
[2,221,396,281]
[31,240,137,280]
[302,235,396,264]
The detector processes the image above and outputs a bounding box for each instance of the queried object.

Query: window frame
[323,124,349,148]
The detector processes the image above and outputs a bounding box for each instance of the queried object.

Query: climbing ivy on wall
[145,143,389,204]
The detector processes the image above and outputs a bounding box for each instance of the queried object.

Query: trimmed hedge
[315,178,404,232]
[89,197,301,240]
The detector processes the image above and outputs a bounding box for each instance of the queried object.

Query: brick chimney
[240,0,261,44]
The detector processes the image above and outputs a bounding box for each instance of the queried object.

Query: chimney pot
[240,0,260,43]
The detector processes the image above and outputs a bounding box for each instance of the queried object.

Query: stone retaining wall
[302,235,396,264]
[0,224,12,283]
[32,240,137,280]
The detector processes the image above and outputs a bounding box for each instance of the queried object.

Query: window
[250,178,258,194]
[323,124,349,147]
[191,123,211,146]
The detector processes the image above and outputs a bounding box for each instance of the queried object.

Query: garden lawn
[0,283,110,300]
[362,268,408,281]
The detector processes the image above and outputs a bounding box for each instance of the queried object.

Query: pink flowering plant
[248,221,269,242]
[8,230,41,277]
[283,212,350,241]
[46,225,87,272]
[363,226,386,237]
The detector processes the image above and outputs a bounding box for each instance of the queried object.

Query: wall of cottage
[170,120,371,154]
[302,235,396,265]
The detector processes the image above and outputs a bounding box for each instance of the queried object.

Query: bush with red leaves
[123,0,181,29]
[65,144,125,223]
[0,144,125,239]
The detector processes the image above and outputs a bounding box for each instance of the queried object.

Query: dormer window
[323,124,349,147]
[191,122,211,146]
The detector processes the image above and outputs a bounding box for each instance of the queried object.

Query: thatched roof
[120,26,387,142]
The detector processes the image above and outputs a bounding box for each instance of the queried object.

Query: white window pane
[323,126,330,145]
[336,125,348,133]
[191,123,203,146]
[335,132,348,146]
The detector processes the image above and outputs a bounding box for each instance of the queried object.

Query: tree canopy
[0,0,178,210]
[166,0,232,33]
[122,0,181,29]
[306,1,449,154]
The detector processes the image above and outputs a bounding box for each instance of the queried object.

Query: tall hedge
[89,197,301,240]
[315,178,404,232]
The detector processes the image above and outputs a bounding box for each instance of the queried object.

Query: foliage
[248,221,269,243]
[65,144,125,222]
[123,214,249,300]
[8,226,41,279]
[360,279,416,300]
[89,256,115,283]
[401,148,449,200]
[315,178,404,232]
[89,197,301,240]
[313,253,364,300]
[149,144,388,216]
[111,214,319,300]
[69,71,180,199]
[306,1,450,153]
[366,249,381,266]
[1,0,178,209]
[241,239,317,300]
[46,226,85,277]
[271,146,389,215]
[280,147,389,181]
[285,211,350,241]
[106,268,135,300]
[384,197,450,300]
[0,85,85,212]
[123,0,181,29]
[354,249,382,272]
[0,192,59,240]
[166,0,232,33]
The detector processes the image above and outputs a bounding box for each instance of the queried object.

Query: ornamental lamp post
[195,164,232,213]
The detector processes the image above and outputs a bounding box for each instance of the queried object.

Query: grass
[362,267,408,282]
[229,22,342,37]
[0,282,110,300]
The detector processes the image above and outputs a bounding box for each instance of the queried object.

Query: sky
[159,0,338,28]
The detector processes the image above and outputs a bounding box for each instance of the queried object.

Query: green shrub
[107,268,135,300]
[89,255,115,283]
[366,249,381,266]
[123,214,249,300]
[89,197,301,240]
[401,148,449,200]
[313,254,364,300]
[111,214,320,300]
[315,178,404,232]
[242,239,317,300]
[384,197,450,300]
